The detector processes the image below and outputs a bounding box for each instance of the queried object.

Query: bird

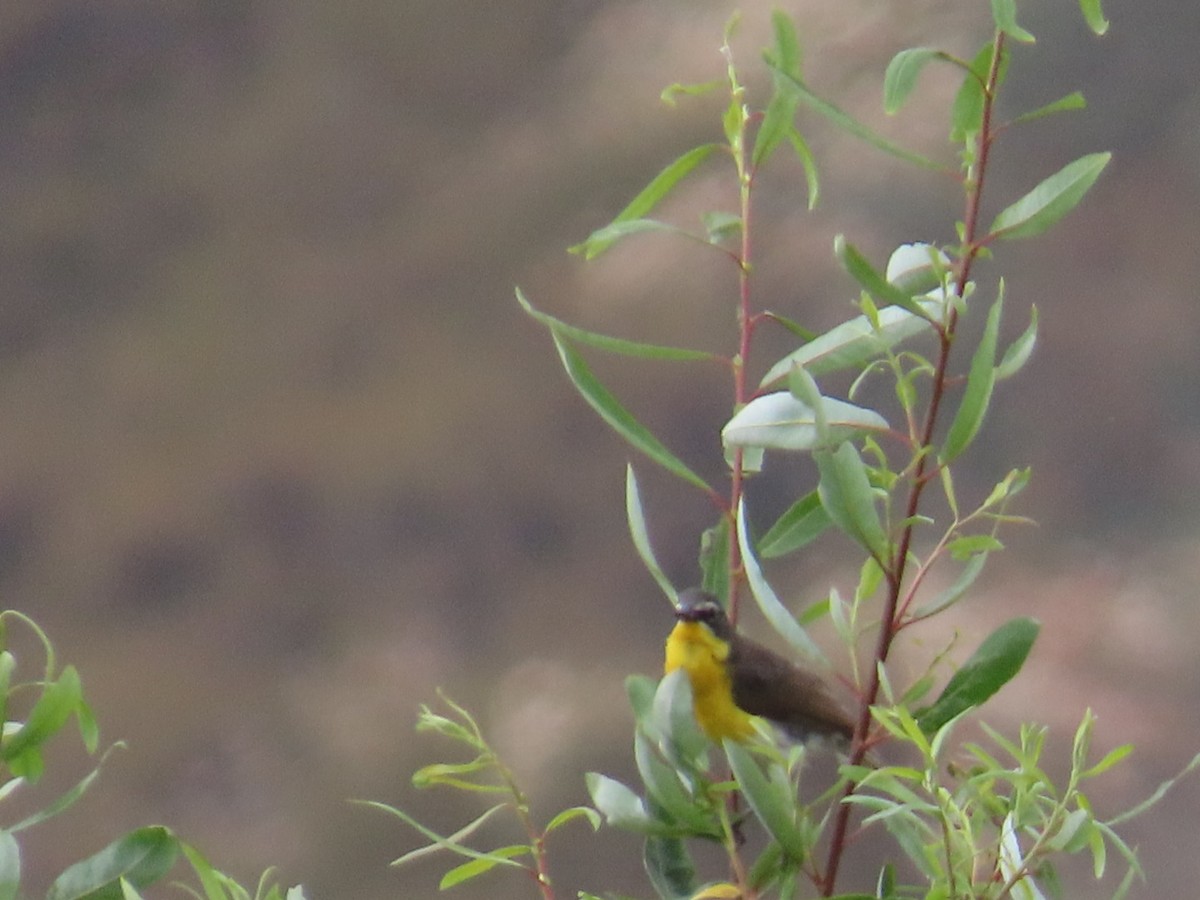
[664,587,857,749]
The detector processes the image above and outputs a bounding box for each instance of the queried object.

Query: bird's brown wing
[729,635,855,741]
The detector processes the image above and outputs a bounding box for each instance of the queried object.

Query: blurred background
[1,0,1198,897]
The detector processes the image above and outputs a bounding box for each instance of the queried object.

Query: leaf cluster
[0,610,304,900]
[365,692,598,897]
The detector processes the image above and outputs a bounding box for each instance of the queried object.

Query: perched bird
[664,587,857,748]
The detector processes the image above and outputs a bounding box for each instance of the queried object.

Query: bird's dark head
[674,588,734,639]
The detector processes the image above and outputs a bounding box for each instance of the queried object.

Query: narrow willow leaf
[1082,744,1133,779]
[517,289,713,361]
[737,499,826,664]
[644,833,696,900]
[544,806,601,834]
[661,80,725,105]
[634,734,716,836]
[836,236,935,319]
[1079,0,1110,34]
[572,219,711,259]
[754,85,799,168]
[723,391,889,452]
[759,491,832,558]
[989,152,1112,240]
[552,334,710,491]
[769,67,943,170]
[4,665,82,769]
[767,9,802,78]
[702,211,742,245]
[46,827,179,900]
[912,552,988,618]
[570,143,722,258]
[626,465,678,602]
[378,802,511,868]
[439,846,530,890]
[991,0,1037,43]
[653,670,709,768]
[916,617,1040,734]
[815,442,888,559]
[724,741,806,859]
[996,304,1038,380]
[1012,92,1086,126]
[941,290,1002,463]
[952,44,1003,142]
[698,516,731,603]
[883,47,947,114]
[9,744,120,834]
[1106,751,1200,826]
[759,299,941,388]
[787,127,821,210]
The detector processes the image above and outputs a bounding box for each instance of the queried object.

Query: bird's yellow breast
[664,620,755,742]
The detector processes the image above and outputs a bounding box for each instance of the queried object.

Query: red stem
[818,30,1007,895]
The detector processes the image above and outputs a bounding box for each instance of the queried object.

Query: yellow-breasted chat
[664,587,856,747]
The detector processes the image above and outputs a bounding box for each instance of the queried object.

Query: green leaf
[626,466,678,602]
[702,211,742,245]
[0,831,17,900]
[698,516,731,604]
[787,127,821,210]
[517,289,713,362]
[551,334,710,492]
[585,774,652,831]
[724,741,805,859]
[912,552,988,618]
[1079,0,1110,34]
[47,827,179,900]
[815,442,888,559]
[754,86,799,170]
[991,0,1037,42]
[573,219,706,258]
[883,48,948,114]
[723,392,889,452]
[4,665,84,778]
[1106,750,1200,826]
[374,801,512,869]
[10,744,120,833]
[989,152,1112,240]
[916,617,1040,734]
[1082,744,1133,779]
[626,674,658,726]
[634,733,717,836]
[766,10,802,79]
[644,833,696,900]
[946,534,1003,560]
[736,499,826,665]
[759,299,942,388]
[439,846,529,890]
[652,670,709,767]
[570,144,722,258]
[996,304,1037,380]
[759,491,832,558]
[661,80,725,105]
[952,44,1005,142]
[940,289,1002,463]
[1012,92,1086,126]
[767,68,942,170]
[836,237,939,320]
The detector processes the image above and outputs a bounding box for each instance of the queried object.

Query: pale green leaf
[570,144,722,258]
[552,334,710,491]
[626,465,677,602]
[989,152,1112,240]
